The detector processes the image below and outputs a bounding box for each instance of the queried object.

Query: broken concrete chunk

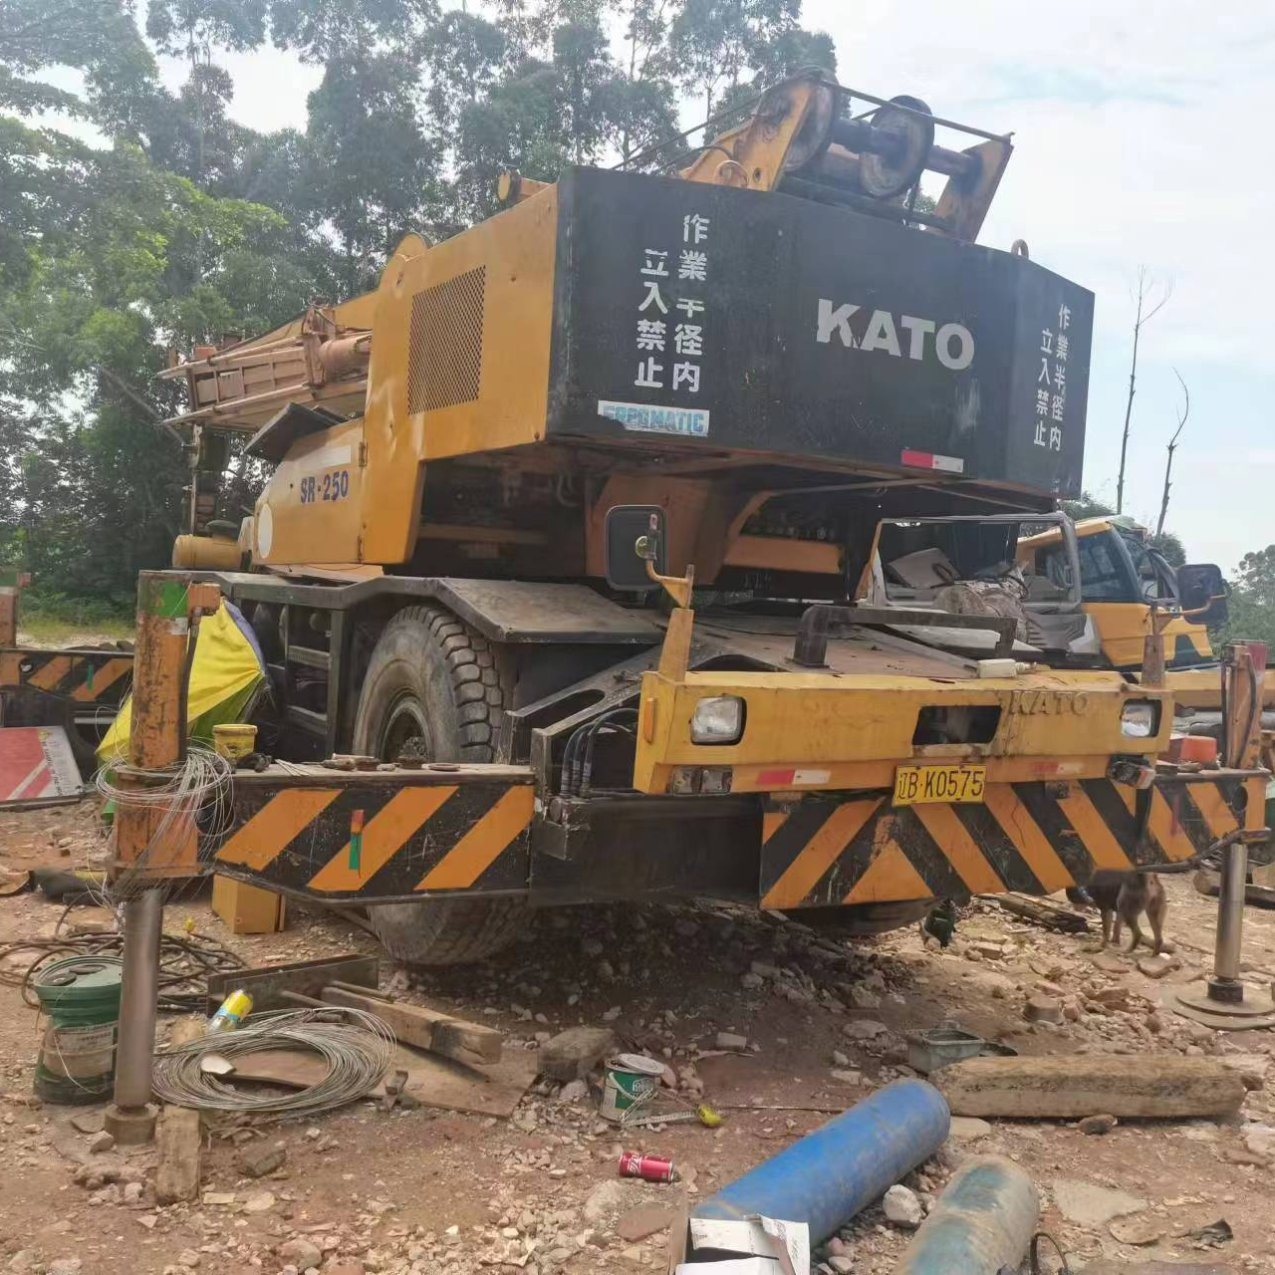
[1024,996,1063,1024]
[277,1238,323,1270]
[237,1143,286,1178]
[843,1019,889,1041]
[615,1204,674,1242]
[947,1116,991,1140]
[1137,953,1181,979]
[540,1026,616,1081]
[1051,1178,1146,1227]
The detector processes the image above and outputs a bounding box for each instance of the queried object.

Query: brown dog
[1069,869,1167,954]
[1086,872,1167,953]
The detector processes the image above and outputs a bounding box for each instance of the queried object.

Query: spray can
[208,988,253,1034]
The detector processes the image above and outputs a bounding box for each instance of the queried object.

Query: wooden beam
[320,985,503,1064]
[936,1055,1245,1120]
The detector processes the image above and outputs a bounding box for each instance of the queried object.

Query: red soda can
[617,1151,676,1183]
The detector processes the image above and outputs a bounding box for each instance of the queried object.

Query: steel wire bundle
[93,744,234,895]
[151,1007,396,1117]
[2,927,244,1013]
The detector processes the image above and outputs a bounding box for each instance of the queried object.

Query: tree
[1213,547,1275,652]
[1155,369,1188,538]
[304,50,440,292]
[0,0,847,610]
[670,0,800,116]
[1062,491,1114,520]
[0,0,156,118]
[1116,267,1171,514]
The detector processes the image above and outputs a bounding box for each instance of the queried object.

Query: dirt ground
[4,802,1275,1274]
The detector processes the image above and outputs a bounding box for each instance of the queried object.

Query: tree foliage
[0,0,833,606]
[1213,547,1275,652]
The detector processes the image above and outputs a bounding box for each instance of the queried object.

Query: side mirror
[1178,563,1229,626]
[604,505,667,591]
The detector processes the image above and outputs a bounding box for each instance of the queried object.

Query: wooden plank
[936,1055,1245,1120]
[228,1042,536,1119]
[993,892,1090,933]
[155,1106,202,1204]
[319,986,502,1064]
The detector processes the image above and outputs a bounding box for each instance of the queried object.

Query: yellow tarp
[97,602,265,764]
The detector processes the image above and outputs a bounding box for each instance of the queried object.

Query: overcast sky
[149,2,1273,570]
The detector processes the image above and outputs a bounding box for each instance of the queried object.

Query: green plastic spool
[31,955,122,1104]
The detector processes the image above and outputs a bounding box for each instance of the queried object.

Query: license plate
[894,764,986,806]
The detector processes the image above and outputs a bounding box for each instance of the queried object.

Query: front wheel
[352,605,528,966]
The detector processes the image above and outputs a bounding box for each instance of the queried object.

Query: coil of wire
[152,1007,395,1117]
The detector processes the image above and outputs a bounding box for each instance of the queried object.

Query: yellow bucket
[212,723,257,762]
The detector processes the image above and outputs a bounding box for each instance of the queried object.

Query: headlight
[690,695,745,744]
[1120,700,1160,738]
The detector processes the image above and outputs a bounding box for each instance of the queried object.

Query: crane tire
[352,604,527,966]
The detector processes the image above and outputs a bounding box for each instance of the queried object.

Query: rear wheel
[352,605,527,965]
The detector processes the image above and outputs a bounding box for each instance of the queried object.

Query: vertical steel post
[105,574,219,1145]
[112,890,164,1112]
[1206,640,1265,1006]
[1209,838,1248,1003]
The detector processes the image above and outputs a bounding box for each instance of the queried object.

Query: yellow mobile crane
[136,73,1263,964]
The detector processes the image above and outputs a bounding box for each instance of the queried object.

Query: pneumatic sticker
[598,400,710,437]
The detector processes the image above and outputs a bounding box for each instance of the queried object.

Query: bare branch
[1117,267,1174,514]
[1157,368,1190,537]
[1168,368,1189,447]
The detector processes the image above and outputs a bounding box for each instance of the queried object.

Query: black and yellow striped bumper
[0,648,134,708]
[214,766,535,902]
[211,766,1265,911]
[760,773,1264,909]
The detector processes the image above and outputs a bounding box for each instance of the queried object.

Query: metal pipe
[926,144,982,180]
[1213,839,1248,989]
[113,887,164,1110]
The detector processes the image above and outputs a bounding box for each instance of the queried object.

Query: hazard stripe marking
[893,805,990,897]
[759,801,841,897]
[982,787,1072,891]
[1011,783,1096,885]
[844,833,933,904]
[761,810,790,844]
[1081,779,1156,866]
[415,787,535,891]
[1055,786,1135,871]
[760,798,882,909]
[218,789,342,870]
[1145,787,1194,861]
[26,656,72,691]
[1185,781,1241,843]
[69,657,132,703]
[308,786,458,892]
[911,802,1005,894]
[953,802,1045,894]
[889,809,973,900]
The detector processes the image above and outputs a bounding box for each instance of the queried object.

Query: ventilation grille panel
[406,265,486,414]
